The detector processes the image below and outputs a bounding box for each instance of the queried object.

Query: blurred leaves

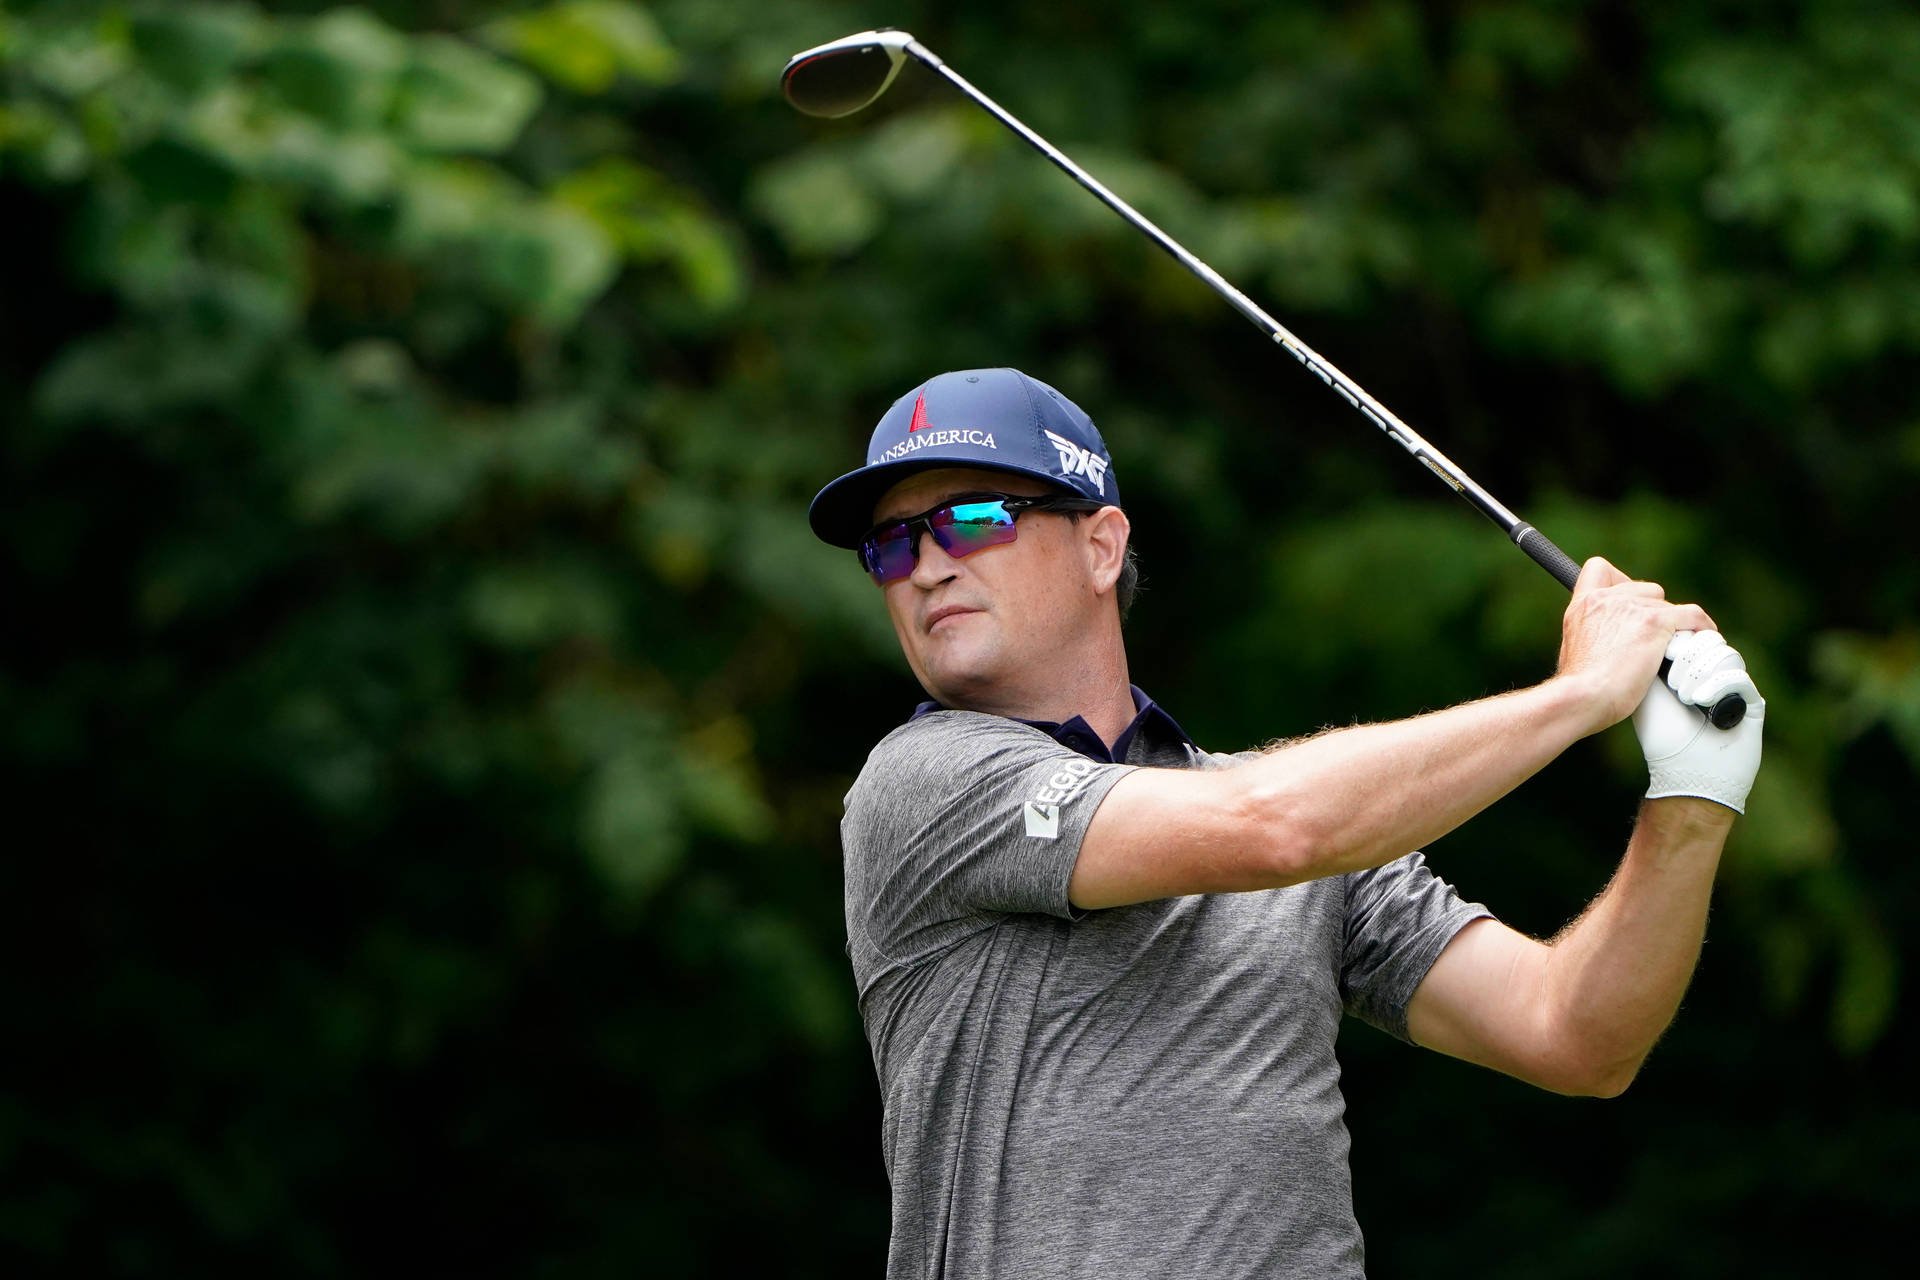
[2,3,846,1270]
[392,34,541,152]
[1816,628,1920,761]
[556,156,742,308]
[1676,13,1920,266]
[483,0,679,94]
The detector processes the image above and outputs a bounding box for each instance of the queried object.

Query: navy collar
[911,685,1196,765]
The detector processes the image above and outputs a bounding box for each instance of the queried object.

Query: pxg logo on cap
[808,367,1121,549]
[1040,426,1108,495]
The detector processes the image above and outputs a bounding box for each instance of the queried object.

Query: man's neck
[1061,673,1140,748]
[947,656,1137,749]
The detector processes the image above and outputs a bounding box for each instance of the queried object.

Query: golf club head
[782,29,916,118]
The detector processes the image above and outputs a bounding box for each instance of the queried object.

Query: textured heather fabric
[841,704,1490,1280]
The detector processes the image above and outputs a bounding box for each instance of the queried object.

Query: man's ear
[1082,506,1131,593]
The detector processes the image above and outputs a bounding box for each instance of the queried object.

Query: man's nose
[908,528,960,586]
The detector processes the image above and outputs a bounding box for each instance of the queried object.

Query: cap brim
[808,459,1075,548]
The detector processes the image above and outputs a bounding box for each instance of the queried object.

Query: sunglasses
[859,492,1104,584]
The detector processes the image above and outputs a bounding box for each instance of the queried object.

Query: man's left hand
[1632,630,1766,814]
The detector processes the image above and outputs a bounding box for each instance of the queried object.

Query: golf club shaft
[899,37,1737,728]
[905,39,1575,587]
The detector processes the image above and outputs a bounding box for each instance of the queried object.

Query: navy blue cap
[808,368,1122,549]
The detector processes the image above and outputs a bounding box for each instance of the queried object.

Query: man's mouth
[925,604,981,632]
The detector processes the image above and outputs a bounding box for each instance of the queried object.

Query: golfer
[809,368,1766,1278]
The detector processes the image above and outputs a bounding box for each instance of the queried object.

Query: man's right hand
[1554,557,1717,735]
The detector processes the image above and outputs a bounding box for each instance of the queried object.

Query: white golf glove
[1631,630,1766,814]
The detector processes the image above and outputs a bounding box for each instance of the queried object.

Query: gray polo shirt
[841,691,1489,1279]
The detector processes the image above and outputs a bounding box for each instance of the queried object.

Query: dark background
[2,1,1912,1274]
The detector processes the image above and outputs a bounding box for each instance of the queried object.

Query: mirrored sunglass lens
[865,524,917,582]
[932,501,1018,556]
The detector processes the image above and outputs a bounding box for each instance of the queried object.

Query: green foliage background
[2,0,1913,1273]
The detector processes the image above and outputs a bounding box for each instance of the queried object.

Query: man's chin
[916,647,1005,708]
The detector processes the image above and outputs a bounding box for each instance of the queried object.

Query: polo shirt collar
[911,685,1196,765]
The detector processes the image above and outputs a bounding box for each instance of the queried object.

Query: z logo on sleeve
[1023,802,1061,839]
[1022,759,1098,838]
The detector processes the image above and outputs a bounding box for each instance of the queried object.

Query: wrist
[1540,670,1614,739]
[1641,795,1739,837]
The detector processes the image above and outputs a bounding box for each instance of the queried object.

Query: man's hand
[1633,631,1766,813]
[1405,559,1760,1094]
[1555,557,1717,734]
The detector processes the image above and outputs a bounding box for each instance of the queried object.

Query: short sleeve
[1339,851,1491,1042]
[841,712,1134,992]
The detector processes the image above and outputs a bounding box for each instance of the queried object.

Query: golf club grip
[1511,524,1746,728]
[1512,524,1582,591]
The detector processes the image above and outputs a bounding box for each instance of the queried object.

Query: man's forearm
[1541,797,1733,1091]
[1243,676,1601,884]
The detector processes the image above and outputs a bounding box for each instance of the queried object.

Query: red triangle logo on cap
[908,390,933,433]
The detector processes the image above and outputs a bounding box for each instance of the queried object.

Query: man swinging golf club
[809,367,1765,1278]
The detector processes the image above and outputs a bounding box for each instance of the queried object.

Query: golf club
[782,29,1747,730]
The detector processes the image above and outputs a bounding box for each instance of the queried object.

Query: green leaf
[130,3,262,96]
[483,0,679,95]
[0,96,92,181]
[1813,629,1920,765]
[15,11,129,97]
[749,147,882,258]
[392,162,620,323]
[478,200,621,325]
[859,108,969,200]
[392,35,541,154]
[263,7,408,131]
[553,157,743,309]
[390,156,505,246]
